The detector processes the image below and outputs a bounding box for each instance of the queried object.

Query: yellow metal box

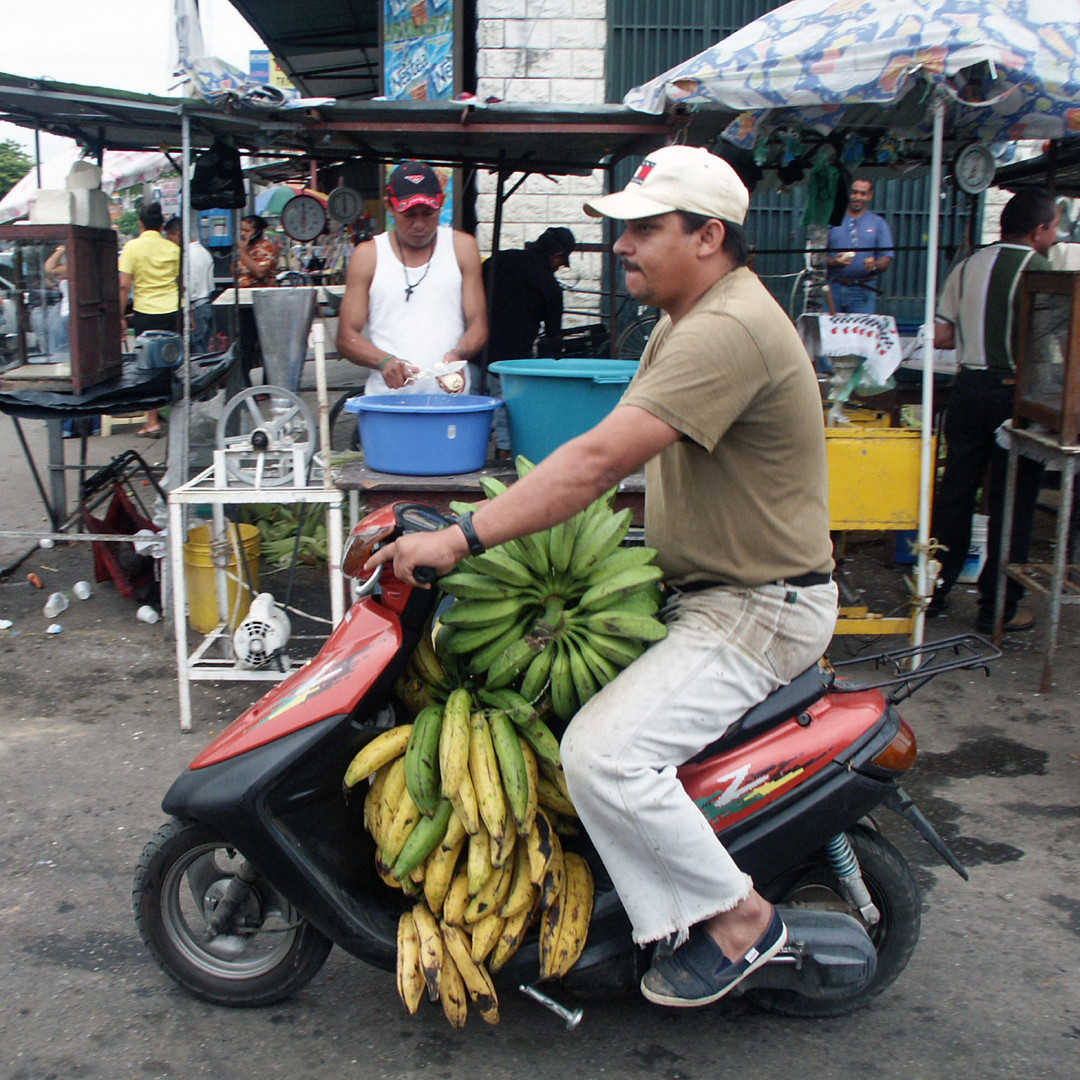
[826,428,927,530]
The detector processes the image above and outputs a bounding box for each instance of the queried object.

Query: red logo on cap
[631,160,656,185]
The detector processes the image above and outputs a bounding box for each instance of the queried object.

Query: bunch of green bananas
[343,686,593,1027]
[436,456,668,721]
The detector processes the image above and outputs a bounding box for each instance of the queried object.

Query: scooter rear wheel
[133,818,333,1007]
[751,825,921,1017]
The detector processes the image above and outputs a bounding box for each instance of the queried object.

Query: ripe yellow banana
[492,806,517,870]
[490,902,535,973]
[344,724,412,788]
[448,763,482,836]
[440,923,499,1023]
[442,863,473,927]
[467,821,495,896]
[396,675,443,715]
[464,856,511,923]
[469,911,505,964]
[422,813,468,915]
[396,911,425,1014]
[411,903,444,1003]
[382,785,422,867]
[526,807,557,886]
[540,831,565,911]
[536,771,577,819]
[412,626,452,689]
[517,738,539,836]
[438,688,472,799]
[499,839,538,919]
[438,948,469,1028]
[363,762,389,840]
[469,711,508,851]
[376,756,409,848]
[540,851,594,979]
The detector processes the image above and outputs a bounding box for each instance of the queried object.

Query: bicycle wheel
[328,387,364,453]
[614,313,659,360]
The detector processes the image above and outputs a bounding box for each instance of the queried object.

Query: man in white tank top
[336,160,487,396]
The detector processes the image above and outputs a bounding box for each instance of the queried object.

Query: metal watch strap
[453,512,485,556]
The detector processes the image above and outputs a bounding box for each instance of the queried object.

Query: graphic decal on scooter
[692,749,832,828]
[256,642,381,728]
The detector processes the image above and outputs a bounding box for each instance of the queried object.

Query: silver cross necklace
[395,233,435,301]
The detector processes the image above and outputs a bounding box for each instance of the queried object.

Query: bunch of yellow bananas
[437,456,668,720]
[343,686,593,1027]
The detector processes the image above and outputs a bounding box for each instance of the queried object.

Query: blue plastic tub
[488,358,639,463]
[343,394,503,476]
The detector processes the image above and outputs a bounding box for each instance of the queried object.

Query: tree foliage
[0,139,32,201]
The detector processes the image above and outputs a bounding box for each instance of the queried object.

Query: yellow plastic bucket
[183,523,260,633]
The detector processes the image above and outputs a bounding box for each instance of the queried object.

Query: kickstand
[518,984,584,1029]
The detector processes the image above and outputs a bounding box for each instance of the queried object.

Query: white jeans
[561,581,838,945]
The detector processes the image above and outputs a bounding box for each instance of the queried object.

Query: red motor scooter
[133,502,997,1021]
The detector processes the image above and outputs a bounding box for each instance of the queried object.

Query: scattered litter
[45,623,62,635]
[27,573,43,589]
[0,619,13,630]
[43,592,69,619]
[136,605,161,624]
[38,537,54,549]
[73,581,93,600]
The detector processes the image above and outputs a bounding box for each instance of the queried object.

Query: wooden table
[333,460,646,526]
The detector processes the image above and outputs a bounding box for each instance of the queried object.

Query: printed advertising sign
[384,0,455,224]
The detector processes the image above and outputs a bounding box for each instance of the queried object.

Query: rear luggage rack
[829,634,1001,703]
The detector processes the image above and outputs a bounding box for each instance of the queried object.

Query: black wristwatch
[453,512,485,556]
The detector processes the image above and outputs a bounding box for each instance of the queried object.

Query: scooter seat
[683,663,834,764]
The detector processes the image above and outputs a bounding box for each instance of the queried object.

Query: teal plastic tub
[343,394,503,476]
[488,358,639,463]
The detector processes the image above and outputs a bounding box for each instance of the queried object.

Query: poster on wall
[384,0,455,225]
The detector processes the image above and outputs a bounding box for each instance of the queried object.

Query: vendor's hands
[364,526,469,586]
[381,356,419,390]
[863,255,878,274]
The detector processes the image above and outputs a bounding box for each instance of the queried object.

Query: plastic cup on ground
[43,592,69,618]
[73,581,92,600]
[136,605,161,624]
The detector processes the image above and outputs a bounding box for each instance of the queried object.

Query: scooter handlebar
[414,566,438,585]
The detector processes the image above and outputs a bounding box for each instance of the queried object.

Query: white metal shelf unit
[167,461,346,732]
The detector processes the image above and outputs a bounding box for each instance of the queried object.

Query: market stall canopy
[0,71,678,176]
[624,0,1080,174]
[0,147,174,223]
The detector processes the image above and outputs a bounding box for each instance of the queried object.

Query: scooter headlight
[342,520,395,579]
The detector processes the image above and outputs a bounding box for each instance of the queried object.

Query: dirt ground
[1,445,1078,1078]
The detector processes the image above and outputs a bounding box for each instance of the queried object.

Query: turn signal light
[871,717,917,774]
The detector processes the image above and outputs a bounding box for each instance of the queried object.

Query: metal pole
[915,96,945,652]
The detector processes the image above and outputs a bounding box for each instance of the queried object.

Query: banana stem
[529,596,566,643]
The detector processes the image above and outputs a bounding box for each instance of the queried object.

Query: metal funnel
[252,288,317,391]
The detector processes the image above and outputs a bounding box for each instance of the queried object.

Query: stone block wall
[476,0,609,322]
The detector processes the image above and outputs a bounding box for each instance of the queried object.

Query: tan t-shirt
[620,266,833,588]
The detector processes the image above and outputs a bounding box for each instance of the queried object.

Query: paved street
[1,408,1078,1080]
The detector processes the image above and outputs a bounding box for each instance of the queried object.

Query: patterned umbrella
[625,0,1080,643]
[626,0,1080,157]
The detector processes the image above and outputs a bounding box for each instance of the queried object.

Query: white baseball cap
[585,145,749,225]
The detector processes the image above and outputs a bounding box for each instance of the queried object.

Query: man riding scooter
[367,146,838,1008]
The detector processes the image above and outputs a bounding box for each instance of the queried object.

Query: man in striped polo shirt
[928,188,1060,634]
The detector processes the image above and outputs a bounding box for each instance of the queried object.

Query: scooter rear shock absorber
[825,833,881,925]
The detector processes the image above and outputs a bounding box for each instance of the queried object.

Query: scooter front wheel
[133,818,333,1007]
[751,825,921,1017]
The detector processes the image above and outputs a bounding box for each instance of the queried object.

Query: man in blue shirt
[826,178,894,314]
